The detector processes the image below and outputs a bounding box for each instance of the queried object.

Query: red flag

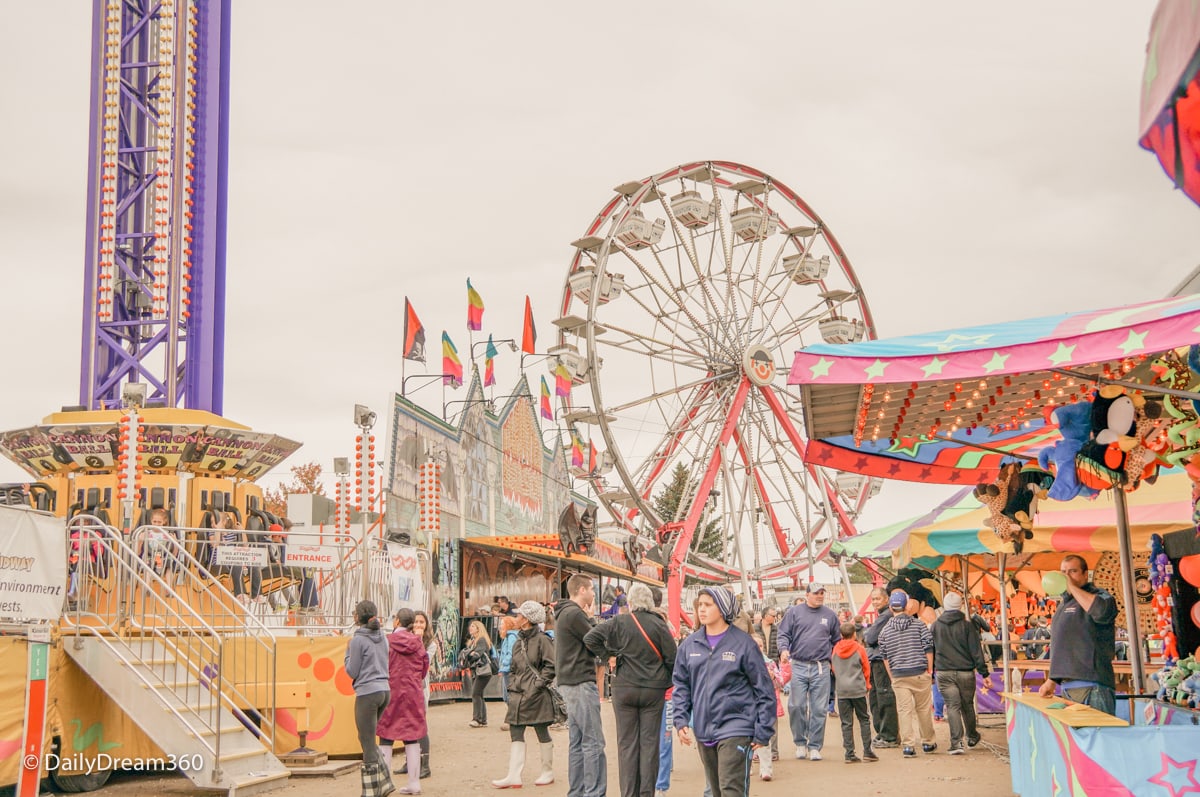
[403,298,426,362]
[522,296,537,354]
[588,440,597,473]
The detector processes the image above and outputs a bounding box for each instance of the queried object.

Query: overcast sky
[2,1,1198,546]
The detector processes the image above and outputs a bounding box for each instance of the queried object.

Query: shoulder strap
[629,612,662,660]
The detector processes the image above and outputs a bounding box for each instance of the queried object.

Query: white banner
[283,544,339,571]
[214,545,268,567]
[387,543,426,612]
[0,506,67,622]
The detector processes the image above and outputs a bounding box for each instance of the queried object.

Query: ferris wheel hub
[742,344,777,386]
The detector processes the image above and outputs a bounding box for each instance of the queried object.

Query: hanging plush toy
[1075,387,1165,492]
[1037,402,1100,502]
[973,462,1029,552]
[1001,463,1055,531]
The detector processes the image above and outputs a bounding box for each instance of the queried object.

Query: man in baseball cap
[777,580,840,760]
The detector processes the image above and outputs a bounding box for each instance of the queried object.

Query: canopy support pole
[999,551,1011,694]
[1113,489,1146,694]
[1050,367,1200,404]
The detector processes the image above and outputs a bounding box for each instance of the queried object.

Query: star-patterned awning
[788,294,1200,483]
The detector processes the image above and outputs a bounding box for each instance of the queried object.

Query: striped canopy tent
[831,486,977,561]
[789,294,1200,689]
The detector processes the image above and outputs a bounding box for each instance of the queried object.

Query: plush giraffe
[973,462,1027,549]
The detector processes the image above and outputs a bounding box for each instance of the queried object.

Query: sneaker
[468,720,482,728]
[794,749,807,760]
[844,754,861,764]
[922,743,938,754]
[655,792,668,797]
[501,723,510,731]
[872,739,899,749]
[966,735,981,748]
[902,747,916,758]
[760,772,773,782]
[948,743,965,756]
[808,749,822,761]
[863,751,880,763]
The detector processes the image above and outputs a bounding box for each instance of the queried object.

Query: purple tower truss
[80,0,230,412]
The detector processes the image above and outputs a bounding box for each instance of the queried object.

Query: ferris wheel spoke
[593,320,712,365]
[613,243,721,350]
[756,230,823,336]
[619,381,717,505]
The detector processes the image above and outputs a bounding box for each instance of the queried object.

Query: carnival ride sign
[0,506,67,622]
[283,544,338,571]
[213,545,269,568]
[387,543,426,610]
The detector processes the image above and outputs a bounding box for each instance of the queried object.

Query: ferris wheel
[554,161,878,586]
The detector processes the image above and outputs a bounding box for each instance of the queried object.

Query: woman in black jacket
[584,583,677,797]
[493,601,557,789]
[461,620,493,728]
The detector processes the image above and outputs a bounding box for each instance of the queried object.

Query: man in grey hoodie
[931,591,991,755]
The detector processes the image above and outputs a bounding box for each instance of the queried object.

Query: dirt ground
[29,699,1017,796]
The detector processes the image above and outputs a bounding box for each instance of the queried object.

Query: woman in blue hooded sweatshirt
[346,599,393,794]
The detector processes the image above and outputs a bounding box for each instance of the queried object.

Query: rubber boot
[399,745,422,794]
[380,745,394,774]
[491,741,525,789]
[534,742,554,786]
[419,752,431,780]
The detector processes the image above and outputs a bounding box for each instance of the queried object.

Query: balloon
[1180,555,1200,588]
[1191,602,1200,629]
[1042,571,1068,595]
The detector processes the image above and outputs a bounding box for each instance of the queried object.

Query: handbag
[359,760,395,797]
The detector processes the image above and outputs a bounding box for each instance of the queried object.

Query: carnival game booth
[789,294,1200,796]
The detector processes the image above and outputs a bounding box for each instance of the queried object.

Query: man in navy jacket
[777,583,840,760]
[673,586,775,797]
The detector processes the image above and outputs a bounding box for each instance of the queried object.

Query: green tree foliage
[845,557,888,583]
[653,463,724,562]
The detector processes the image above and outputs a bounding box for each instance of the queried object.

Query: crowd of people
[344,553,1118,797]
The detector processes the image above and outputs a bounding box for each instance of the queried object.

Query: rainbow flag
[467,279,484,331]
[554,362,571,398]
[402,298,425,362]
[522,296,537,354]
[540,376,553,420]
[570,433,584,468]
[484,334,497,387]
[442,331,463,388]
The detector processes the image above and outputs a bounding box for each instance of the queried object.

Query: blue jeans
[1062,684,1117,717]
[932,676,945,719]
[656,696,672,791]
[559,681,607,797]
[788,660,831,751]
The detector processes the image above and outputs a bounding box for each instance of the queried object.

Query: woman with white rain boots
[492,601,558,789]
[377,608,430,795]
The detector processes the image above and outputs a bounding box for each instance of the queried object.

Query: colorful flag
[554,362,571,398]
[522,296,537,354]
[588,440,597,473]
[540,377,553,420]
[403,298,426,362]
[442,331,463,388]
[570,433,584,468]
[484,334,497,387]
[467,279,484,331]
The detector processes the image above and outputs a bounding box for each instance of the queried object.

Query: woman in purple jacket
[378,608,431,795]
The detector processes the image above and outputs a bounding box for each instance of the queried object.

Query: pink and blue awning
[788,294,1200,483]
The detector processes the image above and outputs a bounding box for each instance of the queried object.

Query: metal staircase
[63,517,289,795]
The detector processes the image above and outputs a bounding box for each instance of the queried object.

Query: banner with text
[0,506,67,622]
[387,543,426,611]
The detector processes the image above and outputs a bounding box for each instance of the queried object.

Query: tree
[262,461,326,516]
[652,463,724,564]
[845,557,888,584]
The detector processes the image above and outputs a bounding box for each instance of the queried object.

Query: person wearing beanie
[879,590,936,758]
[932,591,991,754]
[493,600,558,789]
[777,582,840,760]
[673,586,775,797]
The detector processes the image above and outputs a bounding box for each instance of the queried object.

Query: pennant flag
[588,440,597,474]
[540,376,553,420]
[442,331,463,388]
[484,334,498,387]
[555,362,572,398]
[403,298,426,362]
[570,433,584,469]
[522,296,537,354]
[467,279,484,331]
